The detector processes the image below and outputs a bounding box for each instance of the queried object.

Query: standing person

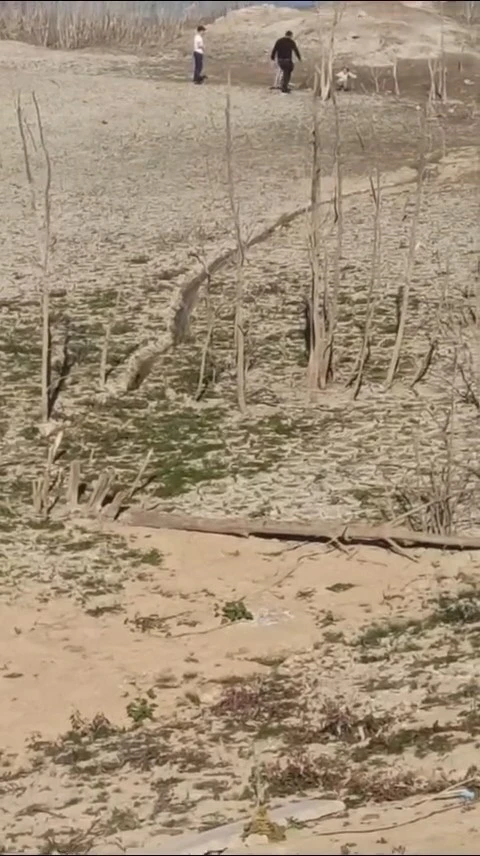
[193,24,206,85]
[270,30,302,93]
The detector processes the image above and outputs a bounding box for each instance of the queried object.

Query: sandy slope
[1,520,480,855]
[207,1,479,66]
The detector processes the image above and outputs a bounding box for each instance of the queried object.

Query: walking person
[270,30,302,93]
[193,24,206,84]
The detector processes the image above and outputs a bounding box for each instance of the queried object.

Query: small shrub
[263,753,340,797]
[433,591,480,625]
[126,697,156,725]
[212,676,297,727]
[215,599,253,623]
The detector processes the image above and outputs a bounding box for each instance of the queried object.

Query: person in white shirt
[193,25,206,85]
[336,66,357,91]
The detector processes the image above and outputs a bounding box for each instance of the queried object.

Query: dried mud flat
[1,41,479,531]
[1,12,480,856]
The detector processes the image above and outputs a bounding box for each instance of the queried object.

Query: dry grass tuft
[0,1,191,50]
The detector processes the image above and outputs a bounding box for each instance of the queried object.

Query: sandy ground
[1,2,480,853]
[2,520,480,855]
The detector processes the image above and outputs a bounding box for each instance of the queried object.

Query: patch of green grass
[103,806,140,833]
[62,537,102,552]
[28,518,66,532]
[127,612,185,634]
[352,724,459,762]
[327,582,355,593]
[323,630,346,643]
[358,591,480,652]
[248,654,287,667]
[137,547,163,566]
[119,546,163,566]
[433,591,480,625]
[85,603,123,618]
[67,404,229,499]
[216,600,253,624]
[0,504,16,532]
[126,696,157,725]
[355,618,423,648]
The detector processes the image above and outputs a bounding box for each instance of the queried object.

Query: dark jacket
[271,36,302,63]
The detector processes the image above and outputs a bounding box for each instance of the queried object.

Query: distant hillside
[208,1,480,66]
[0,0,320,19]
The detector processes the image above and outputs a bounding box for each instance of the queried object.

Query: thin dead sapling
[16,91,53,424]
[192,250,216,401]
[99,284,125,390]
[349,167,382,399]
[385,113,427,389]
[225,77,247,413]
[306,68,325,393]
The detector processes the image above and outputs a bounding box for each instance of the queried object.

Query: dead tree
[16,92,53,424]
[306,88,336,391]
[225,77,247,413]
[307,6,343,394]
[391,60,400,96]
[317,2,343,101]
[385,119,427,389]
[307,70,326,393]
[349,169,382,399]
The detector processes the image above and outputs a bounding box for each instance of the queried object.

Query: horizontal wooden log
[124,510,480,552]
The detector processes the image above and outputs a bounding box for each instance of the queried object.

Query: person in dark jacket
[270,30,302,93]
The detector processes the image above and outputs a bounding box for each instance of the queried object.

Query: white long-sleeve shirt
[193,33,204,54]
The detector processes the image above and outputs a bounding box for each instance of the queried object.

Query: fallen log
[124,510,480,551]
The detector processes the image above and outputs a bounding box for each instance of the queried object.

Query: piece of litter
[434,788,476,803]
[458,788,476,802]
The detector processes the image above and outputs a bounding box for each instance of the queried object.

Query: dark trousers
[278,58,294,92]
[193,51,204,83]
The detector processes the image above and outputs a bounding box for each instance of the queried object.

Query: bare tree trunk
[391,60,400,96]
[308,7,343,394]
[16,92,53,424]
[385,138,426,389]
[475,258,480,403]
[99,286,123,389]
[439,1,448,102]
[464,1,477,24]
[319,50,333,101]
[329,84,343,383]
[427,58,438,105]
[193,252,216,401]
[350,169,382,399]
[40,257,51,423]
[318,3,342,100]
[371,67,381,94]
[225,77,246,413]
[307,69,324,394]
